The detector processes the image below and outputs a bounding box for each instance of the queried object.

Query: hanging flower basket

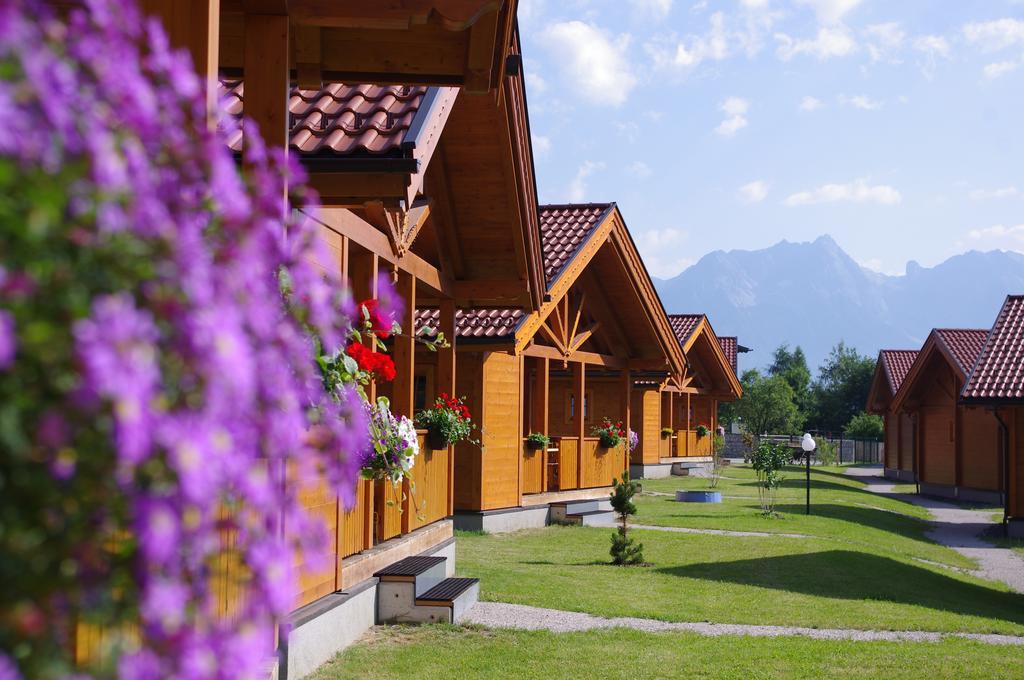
[593,418,626,449]
[696,424,710,439]
[361,397,420,483]
[525,432,549,451]
[661,427,673,439]
[426,426,448,450]
[414,393,478,449]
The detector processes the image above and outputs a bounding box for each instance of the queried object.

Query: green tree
[609,473,644,565]
[733,370,803,435]
[768,344,813,417]
[810,342,876,433]
[844,412,884,440]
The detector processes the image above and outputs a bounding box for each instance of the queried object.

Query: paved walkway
[463,602,1024,645]
[845,466,1024,593]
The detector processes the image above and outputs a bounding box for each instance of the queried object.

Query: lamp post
[801,433,816,515]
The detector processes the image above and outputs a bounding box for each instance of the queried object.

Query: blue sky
[518,0,1024,279]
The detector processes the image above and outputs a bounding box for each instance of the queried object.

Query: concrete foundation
[920,482,1002,505]
[629,463,672,479]
[277,535,456,680]
[454,505,550,532]
[884,468,916,482]
[1007,519,1024,538]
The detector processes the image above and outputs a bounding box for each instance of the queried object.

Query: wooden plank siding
[961,408,1002,492]
[522,440,545,495]
[341,480,374,558]
[557,438,579,491]
[1014,408,1024,517]
[631,389,661,465]
[921,406,956,486]
[899,412,915,472]
[407,434,453,531]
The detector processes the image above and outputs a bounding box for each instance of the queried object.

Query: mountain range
[653,235,1024,373]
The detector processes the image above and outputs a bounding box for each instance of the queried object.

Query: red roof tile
[962,295,1024,402]
[879,350,918,395]
[219,80,437,156]
[416,308,523,339]
[538,204,614,286]
[668,314,704,347]
[718,336,738,373]
[933,329,989,378]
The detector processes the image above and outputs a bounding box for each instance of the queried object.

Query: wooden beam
[574,360,586,489]
[621,369,632,470]
[308,173,409,203]
[453,279,529,305]
[141,0,220,120]
[464,5,499,92]
[534,358,550,491]
[438,298,456,517]
[401,199,433,253]
[243,13,289,152]
[425,145,466,279]
[522,343,626,369]
[294,25,323,89]
[392,269,416,420]
[303,208,454,297]
[350,251,379,402]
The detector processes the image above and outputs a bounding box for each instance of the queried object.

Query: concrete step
[550,498,613,522]
[565,509,616,526]
[415,577,480,623]
[374,555,447,598]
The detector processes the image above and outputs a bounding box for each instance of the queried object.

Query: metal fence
[732,433,884,465]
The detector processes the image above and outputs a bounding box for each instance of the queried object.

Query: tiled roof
[416,308,524,339]
[718,336,738,373]
[668,314,704,347]
[219,80,430,156]
[933,329,989,378]
[962,295,1024,402]
[538,204,614,286]
[879,350,918,395]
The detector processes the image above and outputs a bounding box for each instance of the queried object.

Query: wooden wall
[899,412,914,472]
[453,351,523,511]
[961,407,1001,492]
[631,388,661,465]
[1013,407,1024,517]
[920,406,955,486]
[884,412,898,469]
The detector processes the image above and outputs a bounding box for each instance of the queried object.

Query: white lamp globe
[801,433,816,452]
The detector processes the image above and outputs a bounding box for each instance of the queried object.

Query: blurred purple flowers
[0,0,375,677]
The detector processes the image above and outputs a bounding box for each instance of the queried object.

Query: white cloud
[963,18,1024,51]
[784,179,902,206]
[864,22,905,62]
[525,71,548,95]
[738,180,769,203]
[568,161,606,202]
[839,94,883,110]
[794,0,863,24]
[539,22,636,107]
[646,5,778,74]
[799,95,823,111]
[741,0,770,8]
[969,186,1019,200]
[914,35,950,59]
[628,0,673,20]
[627,161,653,178]
[715,97,750,137]
[984,59,1021,79]
[775,27,856,60]
[616,121,640,142]
[532,134,551,157]
[967,224,1024,252]
[635,227,695,279]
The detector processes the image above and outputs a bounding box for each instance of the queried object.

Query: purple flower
[0,310,14,369]
[0,653,21,680]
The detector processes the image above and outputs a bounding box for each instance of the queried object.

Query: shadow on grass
[772,503,927,537]
[658,549,1024,625]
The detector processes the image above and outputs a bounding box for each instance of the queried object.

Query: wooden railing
[536,436,626,493]
[406,433,453,532]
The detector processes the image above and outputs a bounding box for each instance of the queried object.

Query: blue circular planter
[675,490,722,503]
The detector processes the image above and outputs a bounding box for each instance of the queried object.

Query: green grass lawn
[633,465,974,569]
[452,464,1024,635]
[316,625,1024,679]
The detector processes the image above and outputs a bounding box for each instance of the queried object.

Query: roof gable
[892,329,987,412]
[961,295,1024,403]
[668,314,705,349]
[867,349,918,413]
[667,314,742,399]
[538,204,614,287]
[718,336,738,373]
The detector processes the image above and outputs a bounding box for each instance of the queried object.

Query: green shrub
[815,436,838,466]
[609,473,644,565]
[749,440,790,516]
[844,412,884,440]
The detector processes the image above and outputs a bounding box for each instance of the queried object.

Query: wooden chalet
[959,295,1024,533]
[627,315,742,478]
[413,203,687,531]
[135,1,550,677]
[866,350,919,482]
[891,329,1002,503]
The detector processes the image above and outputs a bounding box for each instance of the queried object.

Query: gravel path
[463,602,1024,645]
[627,523,809,539]
[845,466,1024,593]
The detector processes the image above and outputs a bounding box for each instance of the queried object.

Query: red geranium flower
[360,298,393,338]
